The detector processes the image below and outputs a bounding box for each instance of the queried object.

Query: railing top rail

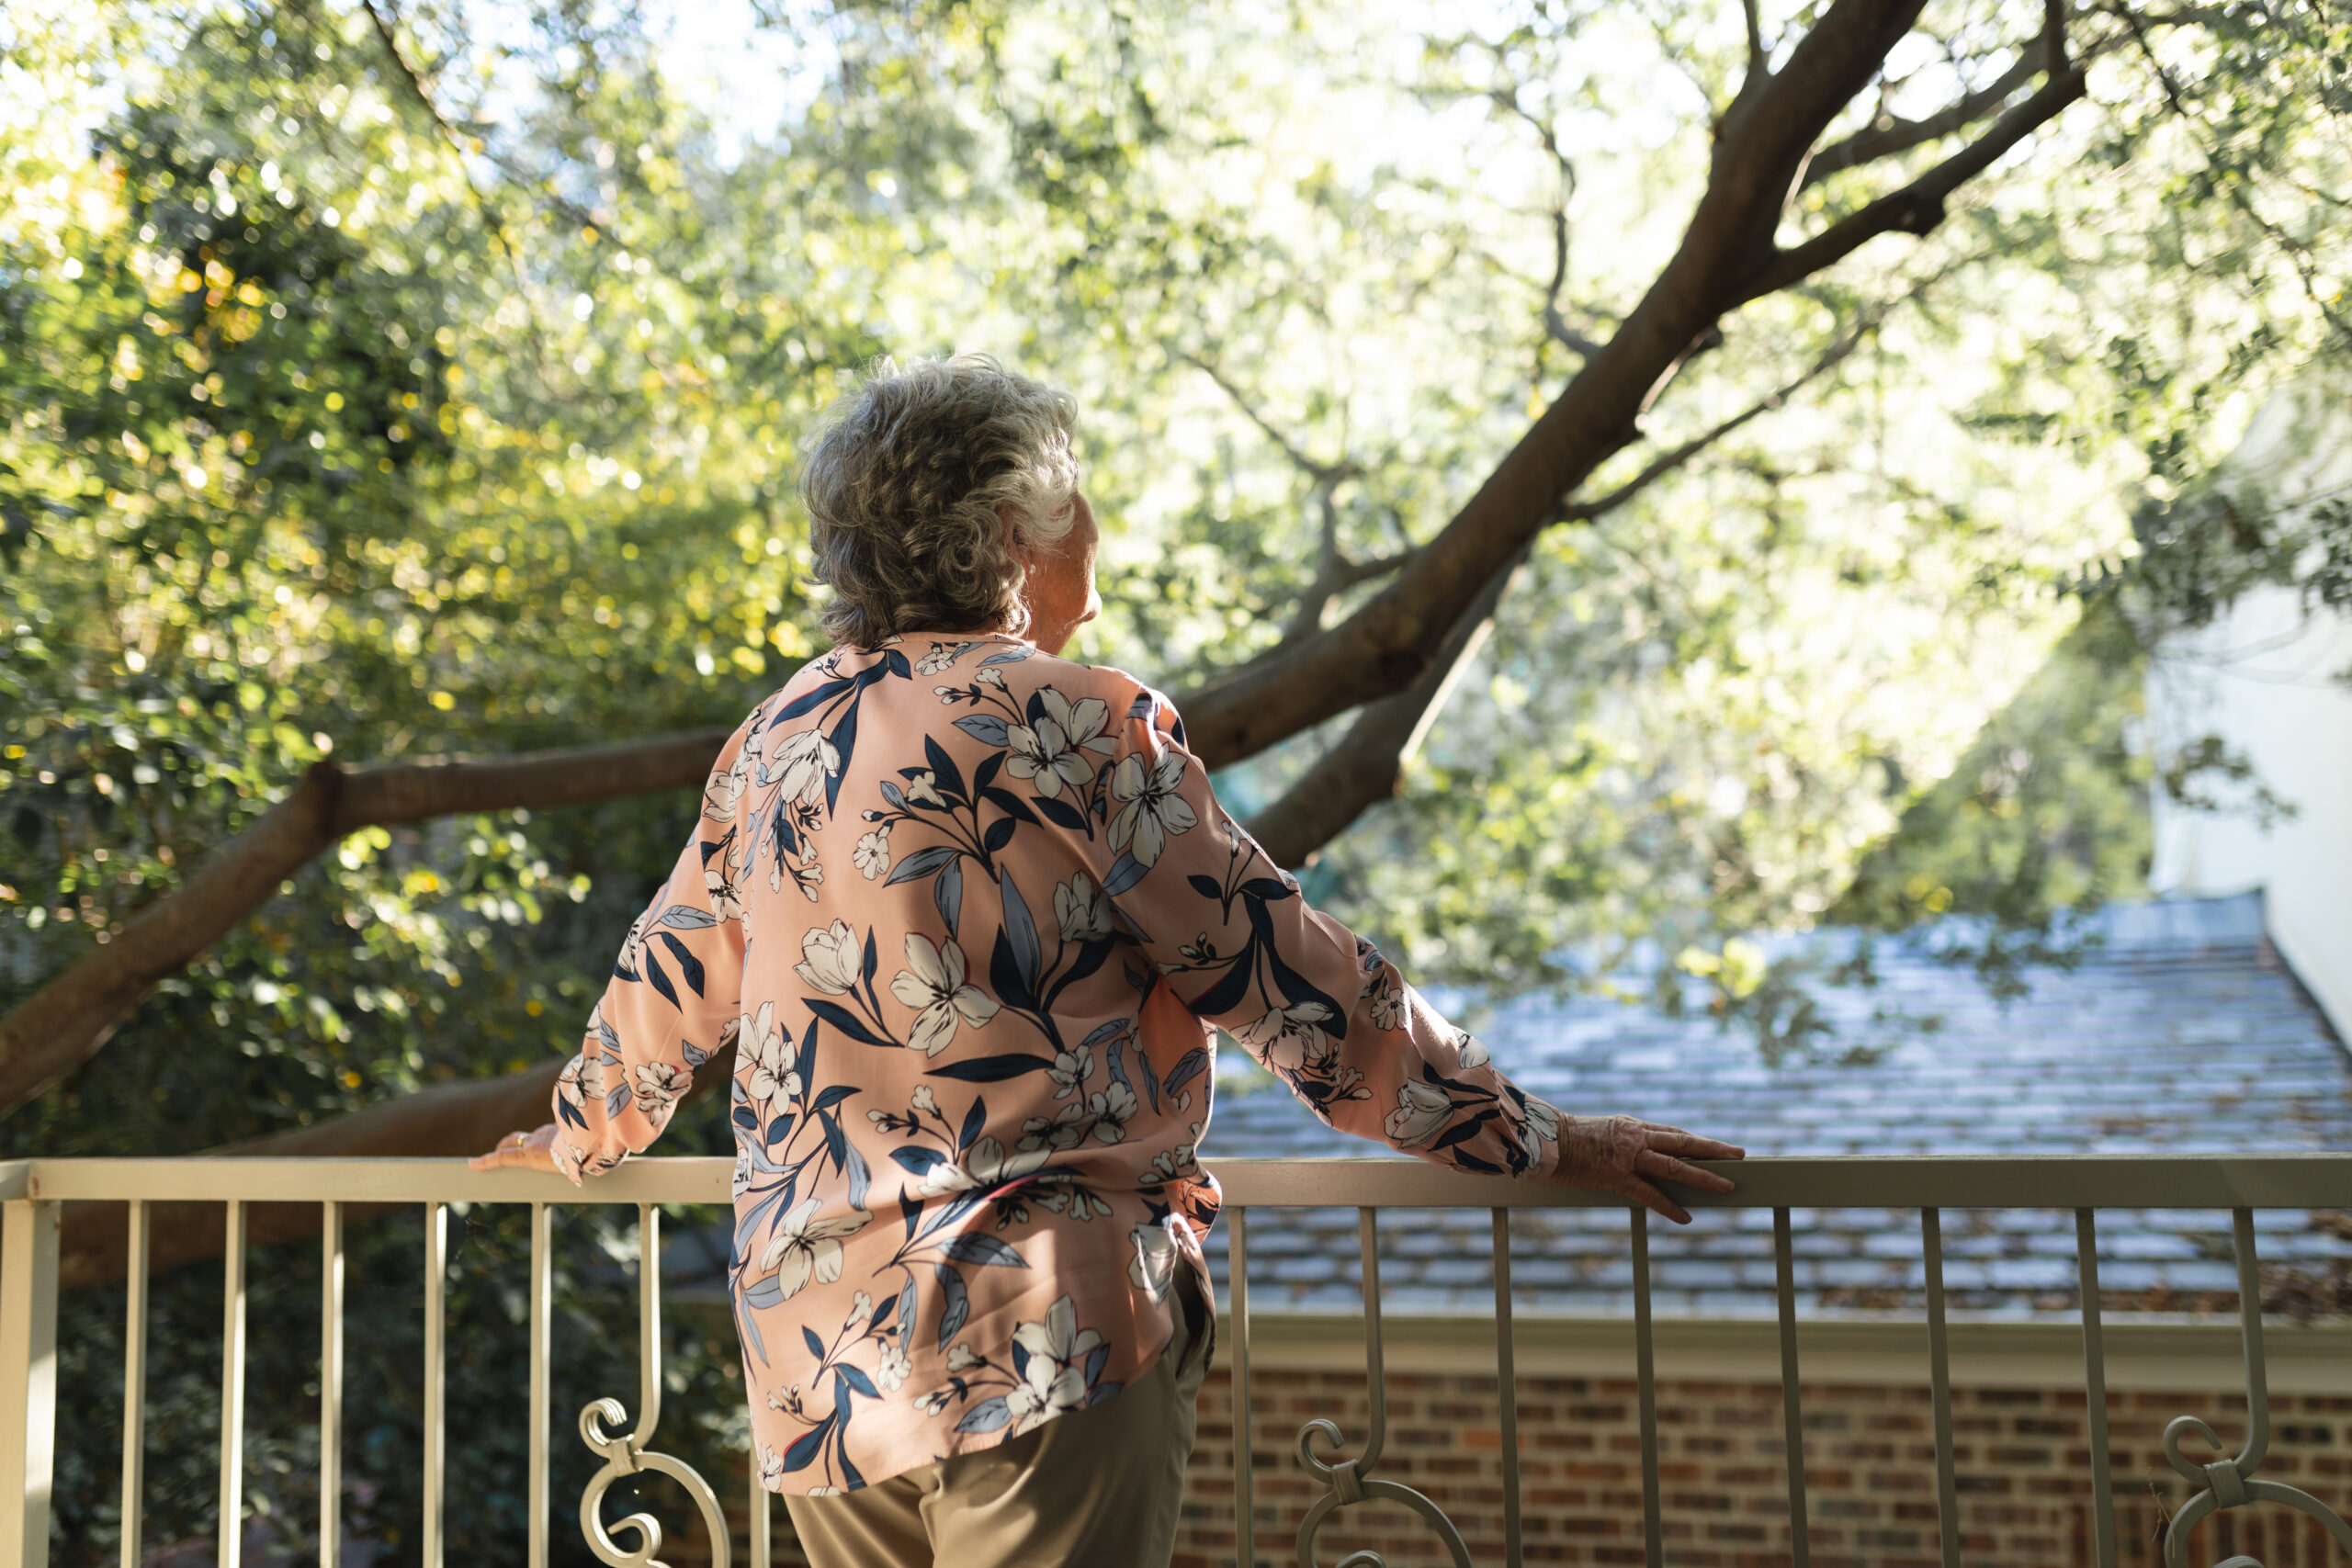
[1,1153,2346,1209]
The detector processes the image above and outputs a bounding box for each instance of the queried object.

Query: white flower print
[1039,687,1117,758]
[1519,1098,1561,1167]
[854,826,891,881]
[945,1343,981,1372]
[1451,1027,1491,1071]
[705,860,747,923]
[1109,750,1198,867]
[1020,1101,1092,1152]
[889,934,1001,1055]
[1363,969,1408,1032]
[755,1198,870,1300]
[1004,1296,1107,1435]
[875,1343,911,1392]
[703,756,750,822]
[915,640,977,675]
[910,1084,937,1117]
[1128,1219,1180,1303]
[633,1061,692,1117]
[793,919,863,995]
[1238,1001,1337,1073]
[846,1291,874,1328]
[1053,874,1113,943]
[765,727,842,810]
[615,908,653,976]
[758,1445,783,1493]
[741,1001,801,1102]
[1005,712,1091,799]
[915,1388,954,1416]
[916,1134,1051,1197]
[1086,1081,1138,1144]
[1384,1078,1453,1147]
[1045,1043,1093,1100]
[977,667,1006,689]
[904,771,947,807]
[731,1144,753,1201]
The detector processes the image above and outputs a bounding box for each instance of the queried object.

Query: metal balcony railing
[2,1154,2349,1568]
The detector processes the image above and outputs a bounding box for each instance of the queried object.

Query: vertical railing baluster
[2075,1209,2116,1568]
[1230,1206,1253,1568]
[0,1194,61,1568]
[750,1455,771,1568]
[320,1201,343,1568]
[1922,1208,1959,1568]
[1491,1209,1521,1568]
[1632,1208,1662,1568]
[422,1201,447,1568]
[2230,1208,2270,1473]
[1358,1207,1389,1471]
[1773,1207,1809,1568]
[528,1201,550,1568]
[119,1200,149,1568]
[639,1204,663,1438]
[219,1200,247,1568]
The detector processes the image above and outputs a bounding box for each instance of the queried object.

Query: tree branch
[1731,62,2086,305]
[1178,352,1353,484]
[1244,551,1525,869]
[1802,50,2041,186]
[0,728,730,1121]
[1175,0,1939,770]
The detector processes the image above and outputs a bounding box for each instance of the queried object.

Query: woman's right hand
[469,1123,561,1175]
[1550,1114,1745,1224]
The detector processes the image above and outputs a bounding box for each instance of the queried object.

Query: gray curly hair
[799,355,1083,649]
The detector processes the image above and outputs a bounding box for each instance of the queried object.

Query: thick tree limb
[1802,51,2042,186]
[1245,553,1525,869]
[1731,63,2086,304]
[0,728,730,1121]
[54,1043,740,1288]
[1174,0,1941,770]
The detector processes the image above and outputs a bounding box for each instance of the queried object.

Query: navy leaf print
[1031,793,1088,830]
[989,928,1034,1011]
[900,1190,924,1241]
[643,950,681,1010]
[657,932,706,997]
[982,817,1016,854]
[843,1137,871,1210]
[804,1325,826,1359]
[1102,852,1149,896]
[811,1085,859,1111]
[923,736,967,802]
[806,998,889,1048]
[958,1093,988,1152]
[775,675,854,721]
[934,1262,970,1349]
[825,700,859,813]
[891,1146,948,1174]
[1160,1046,1209,1095]
[836,1362,880,1401]
[940,1234,1028,1268]
[955,1397,1011,1435]
[982,787,1039,827]
[782,1413,835,1472]
[926,1054,1055,1082]
[999,872,1042,992]
[934,856,963,939]
[886,846,959,885]
[953,714,1011,749]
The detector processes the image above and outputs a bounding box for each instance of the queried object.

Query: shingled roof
[1195,893,2352,1319]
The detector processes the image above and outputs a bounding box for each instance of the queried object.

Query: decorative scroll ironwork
[578,1205,732,1568]
[1294,1209,1474,1568]
[2160,1210,2352,1568]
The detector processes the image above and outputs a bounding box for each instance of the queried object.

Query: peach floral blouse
[551,632,1566,1494]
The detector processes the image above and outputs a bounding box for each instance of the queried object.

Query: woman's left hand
[469,1123,561,1174]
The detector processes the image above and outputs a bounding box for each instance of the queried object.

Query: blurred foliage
[2,0,2348,1558]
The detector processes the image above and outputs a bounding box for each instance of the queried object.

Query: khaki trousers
[784,1271,1211,1568]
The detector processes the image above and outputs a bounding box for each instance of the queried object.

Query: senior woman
[475,354,1744,1567]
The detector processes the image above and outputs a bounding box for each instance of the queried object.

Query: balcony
[5,1153,2350,1567]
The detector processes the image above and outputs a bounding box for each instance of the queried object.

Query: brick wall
[1179,1368,2352,1568]
[701,1369,2350,1566]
